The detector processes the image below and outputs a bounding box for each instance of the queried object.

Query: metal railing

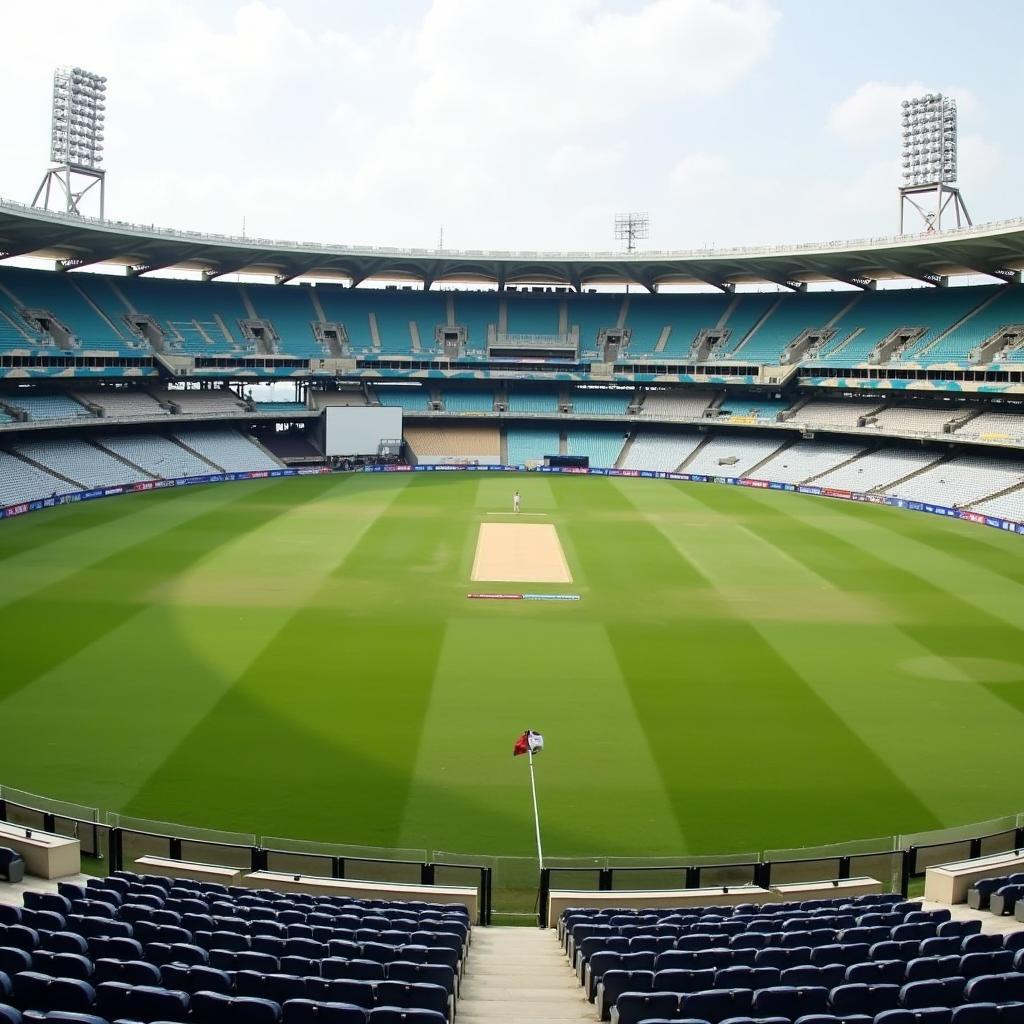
[3,783,1023,927]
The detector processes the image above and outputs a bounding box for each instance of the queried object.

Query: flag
[513,730,544,756]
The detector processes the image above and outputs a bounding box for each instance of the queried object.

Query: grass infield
[2,470,1023,881]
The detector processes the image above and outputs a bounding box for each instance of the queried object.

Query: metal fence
[3,784,1023,927]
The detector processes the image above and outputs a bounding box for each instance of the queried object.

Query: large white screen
[324,406,403,456]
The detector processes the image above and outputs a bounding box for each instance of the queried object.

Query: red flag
[513,730,544,756]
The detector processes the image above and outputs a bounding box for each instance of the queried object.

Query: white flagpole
[527,747,544,868]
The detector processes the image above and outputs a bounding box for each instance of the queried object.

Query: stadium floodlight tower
[899,92,971,234]
[32,66,108,218]
[614,212,650,253]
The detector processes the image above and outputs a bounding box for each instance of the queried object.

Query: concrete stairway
[458,927,593,1024]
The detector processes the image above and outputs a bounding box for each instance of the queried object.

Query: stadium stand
[10,439,152,487]
[0,871,469,1023]
[889,454,1024,508]
[373,386,432,411]
[565,428,627,468]
[637,390,715,419]
[620,432,706,473]
[624,294,732,357]
[73,388,171,419]
[715,397,791,422]
[506,387,560,413]
[868,403,961,435]
[732,291,853,363]
[568,293,625,355]
[506,427,561,465]
[174,431,281,473]
[506,292,561,336]
[95,434,221,479]
[810,448,942,492]
[0,450,76,505]
[439,389,494,413]
[244,282,324,357]
[254,401,309,414]
[571,388,634,415]
[787,398,884,428]
[753,440,867,485]
[953,408,1024,442]
[3,393,92,421]
[403,423,501,464]
[683,435,787,477]
[562,894,1024,1024]
[162,387,248,415]
[312,389,370,408]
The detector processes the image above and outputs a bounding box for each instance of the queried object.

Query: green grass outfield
[2,470,1024,876]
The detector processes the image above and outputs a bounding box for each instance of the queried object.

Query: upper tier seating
[0,450,76,506]
[565,428,627,468]
[174,431,281,473]
[3,394,92,421]
[753,440,866,485]
[75,389,170,418]
[810,448,939,493]
[506,388,560,413]
[506,293,561,336]
[313,390,369,408]
[919,283,1024,363]
[373,386,431,411]
[954,409,1024,443]
[95,434,218,479]
[0,870,468,1024]
[372,290,448,356]
[506,427,561,465]
[733,291,853,363]
[869,403,960,435]
[621,433,705,473]
[571,388,633,415]
[683,435,786,477]
[715,294,779,358]
[787,399,883,428]
[624,294,733,357]
[568,294,624,355]
[255,402,309,414]
[638,390,715,419]
[162,388,248,415]
[245,282,325,358]
[716,398,791,422]
[11,439,151,487]
[888,455,1024,508]
[441,390,494,413]
[404,423,501,463]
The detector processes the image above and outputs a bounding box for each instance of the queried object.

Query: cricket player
[513,490,521,513]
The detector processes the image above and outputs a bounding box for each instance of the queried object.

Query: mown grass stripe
[612,478,946,851]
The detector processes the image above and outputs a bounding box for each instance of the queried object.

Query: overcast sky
[1,0,1021,254]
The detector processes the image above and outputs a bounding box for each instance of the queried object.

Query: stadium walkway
[457,926,594,1024]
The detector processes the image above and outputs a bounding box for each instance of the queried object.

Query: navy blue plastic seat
[0,951,31,979]
[92,956,161,985]
[715,966,779,991]
[892,923,939,943]
[362,944,404,966]
[596,970,653,1020]
[680,986,753,1021]
[755,946,811,970]
[900,977,966,1009]
[280,955,322,978]
[651,969,715,994]
[161,962,234,995]
[12,973,95,1013]
[964,973,1024,1003]
[237,951,280,973]
[373,981,447,1017]
[752,983,829,1017]
[387,963,454,997]
[282,999,368,1023]
[846,959,904,985]
[144,940,209,967]
[367,1009,445,1024]
[829,981,901,1016]
[86,934,143,961]
[96,979,189,1021]
[780,964,844,990]
[29,952,92,982]
[0,1006,16,1024]
[875,1010,954,1023]
[951,1005,1002,1023]
[839,927,890,946]
[23,894,71,918]
[1004,932,1024,953]
[873,940,922,962]
[959,950,1014,978]
[0,928,37,954]
[191,990,282,1023]
[324,959,385,983]
[905,956,962,982]
[36,933,86,957]
[960,933,1003,954]
[611,990,679,1024]
[812,944,869,967]
[937,921,981,939]
[306,979,375,1010]
[991,884,1024,916]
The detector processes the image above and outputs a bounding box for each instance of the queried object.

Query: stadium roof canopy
[2,197,1024,291]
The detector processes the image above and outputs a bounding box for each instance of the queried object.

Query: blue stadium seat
[12,973,95,1014]
[961,933,1003,954]
[282,1000,368,1023]
[366,1009,445,1024]
[612,990,679,1024]
[29,953,92,982]
[900,977,966,1009]
[905,956,962,982]
[191,990,283,1023]
[875,1010,954,1023]
[964,973,1024,1003]
[91,957,161,986]
[952,1006,1002,1024]
[596,970,654,1020]
[680,986,754,1020]
[752,984,830,1016]
[829,982,901,1016]
[160,962,234,995]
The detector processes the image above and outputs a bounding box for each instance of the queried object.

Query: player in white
[513,490,521,513]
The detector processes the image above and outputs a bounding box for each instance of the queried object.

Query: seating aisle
[456,927,591,1024]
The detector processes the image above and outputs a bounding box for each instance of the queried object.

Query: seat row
[609,971,1024,1024]
[968,873,1024,918]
